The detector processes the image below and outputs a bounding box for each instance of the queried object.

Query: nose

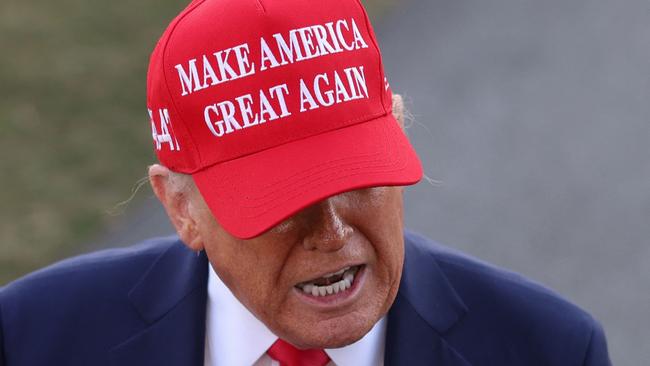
[301,196,354,252]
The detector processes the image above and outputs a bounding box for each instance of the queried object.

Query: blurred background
[1,0,648,364]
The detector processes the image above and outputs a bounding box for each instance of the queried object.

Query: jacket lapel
[107,233,471,365]
[385,232,472,366]
[109,240,209,366]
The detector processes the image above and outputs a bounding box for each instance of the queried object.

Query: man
[0,0,611,365]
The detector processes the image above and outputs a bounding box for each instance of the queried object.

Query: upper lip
[296,263,364,286]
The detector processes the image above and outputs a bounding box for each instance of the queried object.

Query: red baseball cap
[146,0,422,239]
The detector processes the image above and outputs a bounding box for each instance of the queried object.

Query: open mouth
[295,265,363,297]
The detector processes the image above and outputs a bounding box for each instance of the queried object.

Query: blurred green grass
[0,0,393,285]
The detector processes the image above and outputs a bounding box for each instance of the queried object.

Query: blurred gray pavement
[94,0,649,364]
[381,0,649,364]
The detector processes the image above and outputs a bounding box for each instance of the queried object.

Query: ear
[391,93,406,131]
[148,164,204,251]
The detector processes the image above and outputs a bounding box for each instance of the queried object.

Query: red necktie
[267,338,330,366]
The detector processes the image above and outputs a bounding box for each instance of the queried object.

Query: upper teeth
[299,266,358,297]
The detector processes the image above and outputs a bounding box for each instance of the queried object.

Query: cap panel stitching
[192,109,388,174]
[214,117,404,205]
[253,0,267,13]
[352,0,389,114]
[155,0,392,174]
[160,0,211,170]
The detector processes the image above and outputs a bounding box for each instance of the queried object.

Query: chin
[281,313,377,349]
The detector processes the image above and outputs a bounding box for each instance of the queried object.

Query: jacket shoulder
[1,235,180,299]
[0,236,184,365]
[403,230,610,365]
[404,230,592,322]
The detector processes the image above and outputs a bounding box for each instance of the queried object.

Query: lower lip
[293,265,367,308]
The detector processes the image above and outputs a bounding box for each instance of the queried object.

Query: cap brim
[192,113,423,239]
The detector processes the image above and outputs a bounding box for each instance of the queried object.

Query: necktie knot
[267,338,330,366]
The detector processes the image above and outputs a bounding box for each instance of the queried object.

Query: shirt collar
[205,264,386,366]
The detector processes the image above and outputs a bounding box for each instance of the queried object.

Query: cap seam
[353,0,389,115]
[220,146,389,203]
[229,155,400,208]
[237,163,409,216]
[253,0,267,13]
[213,117,401,204]
[187,109,389,174]
[160,0,210,169]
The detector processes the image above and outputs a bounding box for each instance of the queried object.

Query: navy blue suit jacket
[0,231,611,365]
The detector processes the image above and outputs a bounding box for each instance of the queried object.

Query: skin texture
[150,166,406,349]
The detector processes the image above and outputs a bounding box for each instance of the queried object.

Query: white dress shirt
[204,264,386,366]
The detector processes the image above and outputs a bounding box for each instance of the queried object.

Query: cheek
[355,188,405,293]
[209,251,284,318]
[356,187,404,225]
[371,235,404,285]
[356,188,405,252]
[203,230,295,315]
